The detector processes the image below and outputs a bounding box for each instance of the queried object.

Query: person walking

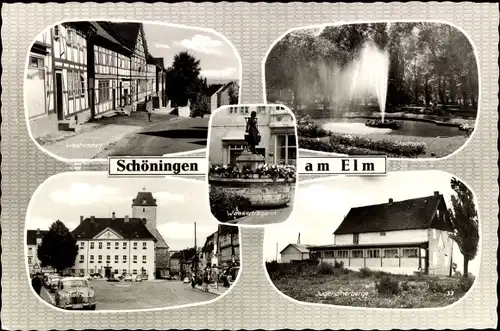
[146,96,153,122]
[32,272,43,296]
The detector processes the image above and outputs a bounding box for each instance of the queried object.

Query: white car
[183,277,190,284]
[124,274,133,282]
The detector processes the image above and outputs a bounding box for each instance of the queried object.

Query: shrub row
[299,138,387,156]
[329,134,426,156]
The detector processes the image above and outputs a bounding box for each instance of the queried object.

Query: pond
[318,118,465,138]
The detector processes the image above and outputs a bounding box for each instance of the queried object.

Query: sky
[143,23,240,81]
[264,170,481,275]
[26,174,218,251]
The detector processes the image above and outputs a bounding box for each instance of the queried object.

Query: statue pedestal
[235,151,265,171]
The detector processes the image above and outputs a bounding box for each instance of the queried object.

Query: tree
[165,51,203,107]
[448,177,479,276]
[227,82,239,105]
[37,220,78,274]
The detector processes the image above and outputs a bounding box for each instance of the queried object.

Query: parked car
[55,277,96,310]
[190,108,204,118]
[49,277,60,293]
[183,277,190,284]
[124,274,133,282]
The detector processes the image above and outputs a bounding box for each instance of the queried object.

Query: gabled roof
[152,57,165,69]
[155,230,169,249]
[99,22,141,51]
[280,243,312,254]
[205,84,223,97]
[72,217,157,241]
[215,81,234,95]
[132,192,157,207]
[26,229,49,245]
[334,194,446,235]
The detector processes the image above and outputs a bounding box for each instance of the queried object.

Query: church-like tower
[132,191,157,237]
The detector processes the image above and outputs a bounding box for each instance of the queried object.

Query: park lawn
[269,270,469,308]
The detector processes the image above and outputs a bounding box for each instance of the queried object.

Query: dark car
[190,109,204,118]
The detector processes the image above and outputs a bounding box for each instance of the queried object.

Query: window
[107,242,111,250]
[402,248,418,258]
[123,242,127,249]
[366,249,380,258]
[256,105,266,113]
[323,251,334,258]
[113,255,118,262]
[276,134,297,165]
[28,257,33,264]
[335,250,349,258]
[122,269,127,274]
[98,255,102,263]
[115,242,119,249]
[80,242,84,249]
[352,250,363,258]
[133,255,137,263]
[228,106,238,114]
[98,242,103,249]
[89,269,94,274]
[142,242,147,249]
[106,255,111,263]
[98,80,111,103]
[380,232,386,236]
[79,255,84,263]
[240,106,249,114]
[123,255,127,262]
[90,242,94,249]
[90,255,95,262]
[142,255,147,263]
[143,208,145,212]
[133,269,137,274]
[133,242,138,250]
[383,249,399,258]
[29,56,44,69]
[353,233,359,244]
[28,247,33,255]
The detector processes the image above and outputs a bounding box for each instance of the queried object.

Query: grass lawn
[267,263,474,308]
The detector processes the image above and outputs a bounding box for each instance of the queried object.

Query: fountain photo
[207,104,298,226]
[265,22,479,159]
[264,171,480,308]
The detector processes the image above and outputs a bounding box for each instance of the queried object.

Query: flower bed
[299,134,426,157]
[209,164,296,182]
[458,123,474,137]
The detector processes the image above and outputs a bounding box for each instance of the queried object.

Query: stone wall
[209,177,293,208]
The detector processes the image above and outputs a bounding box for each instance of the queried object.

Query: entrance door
[112,88,116,110]
[55,72,64,120]
[104,266,112,279]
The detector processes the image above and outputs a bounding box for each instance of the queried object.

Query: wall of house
[71,239,155,278]
[52,24,90,122]
[170,259,180,273]
[428,228,454,276]
[217,87,231,108]
[334,229,429,246]
[280,247,306,263]
[209,105,294,166]
[132,205,157,238]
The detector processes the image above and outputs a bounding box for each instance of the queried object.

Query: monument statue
[245,111,260,154]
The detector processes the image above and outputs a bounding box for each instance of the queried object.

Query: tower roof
[132,192,157,207]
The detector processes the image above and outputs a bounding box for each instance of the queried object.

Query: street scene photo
[26,173,240,311]
[264,171,480,308]
[208,104,297,225]
[265,22,478,158]
[25,21,240,160]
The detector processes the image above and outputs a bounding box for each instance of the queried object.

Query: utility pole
[194,222,197,277]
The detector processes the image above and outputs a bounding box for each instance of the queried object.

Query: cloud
[155,43,171,49]
[200,67,238,79]
[25,216,78,232]
[49,183,127,206]
[153,191,185,203]
[174,34,226,56]
[157,222,214,241]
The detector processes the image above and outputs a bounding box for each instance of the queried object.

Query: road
[40,280,216,310]
[95,113,209,157]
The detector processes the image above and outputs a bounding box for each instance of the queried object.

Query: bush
[359,267,373,278]
[458,275,475,292]
[316,262,336,275]
[333,260,344,269]
[376,276,401,296]
[209,190,252,222]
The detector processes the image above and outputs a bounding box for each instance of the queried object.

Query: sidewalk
[39,111,179,159]
[193,283,228,296]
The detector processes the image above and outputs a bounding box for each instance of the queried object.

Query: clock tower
[132,191,157,237]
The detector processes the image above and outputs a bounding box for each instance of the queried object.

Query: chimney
[388,198,394,204]
[112,212,116,220]
[90,216,95,222]
[124,215,129,222]
[80,216,84,223]
[434,191,440,196]
[36,228,40,235]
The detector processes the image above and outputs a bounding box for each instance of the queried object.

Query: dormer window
[142,199,147,205]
